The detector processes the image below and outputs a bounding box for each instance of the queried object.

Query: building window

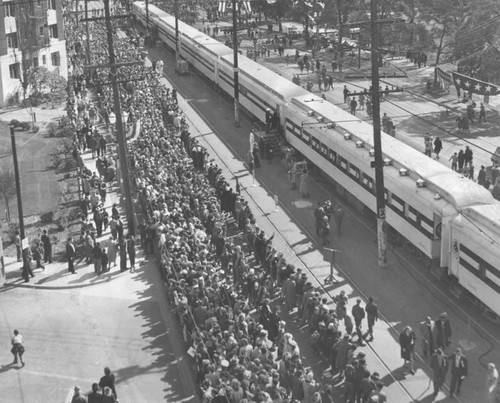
[47,0,56,10]
[5,2,15,17]
[33,57,39,68]
[42,55,46,65]
[48,24,58,39]
[7,33,18,49]
[51,51,60,66]
[9,63,20,79]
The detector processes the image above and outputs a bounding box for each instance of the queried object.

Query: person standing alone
[364,296,378,341]
[66,237,76,274]
[10,329,25,366]
[41,229,52,264]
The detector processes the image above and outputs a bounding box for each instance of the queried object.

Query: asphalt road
[147,43,500,402]
[0,256,199,403]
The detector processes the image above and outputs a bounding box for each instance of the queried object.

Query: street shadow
[117,255,199,402]
[0,362,19,374]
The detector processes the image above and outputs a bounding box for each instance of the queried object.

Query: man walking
[364,296,378,341]
[350,98,358,115]
[448,347,468,398]
[431,348,449,399]
[352,299,366,345]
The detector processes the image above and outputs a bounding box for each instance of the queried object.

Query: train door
[214,58,220,86]
[277,103,286,132]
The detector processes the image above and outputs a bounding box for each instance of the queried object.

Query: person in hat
[99,367,117,398]
[399,325,416,374]
[87,383,102,403]
[71,386,87,403]
[419,316,436,358]
[436,312,452,350]
[448,347,468,398]
[362,372,380,401]
[66,237,76,274]
[431,348,449,398]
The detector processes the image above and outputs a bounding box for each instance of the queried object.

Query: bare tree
[0,171,16,222]
[13,0,49,103]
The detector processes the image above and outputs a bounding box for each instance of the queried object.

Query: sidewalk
[2,147,127,290]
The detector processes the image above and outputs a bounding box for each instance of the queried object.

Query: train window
[483,261,500,286]
[303,130,311,145]
[348,163,360,181]
[312,137,320,151]
[328,149,337,163]
[421,215,435,238]
[407,206,419,224]
[338,155,348,172]
[320,143,328,156]
[390,193,405,216]
[361,173,374,193]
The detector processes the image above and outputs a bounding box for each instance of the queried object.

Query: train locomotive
[132,2,500,319]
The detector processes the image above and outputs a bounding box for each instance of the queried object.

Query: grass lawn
[0,113,81,259]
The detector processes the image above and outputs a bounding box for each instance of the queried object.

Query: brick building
[0,0,67,107]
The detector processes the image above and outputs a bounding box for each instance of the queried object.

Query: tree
[13,0,50,103]
[0,171,16,222]
[32,67,68,107]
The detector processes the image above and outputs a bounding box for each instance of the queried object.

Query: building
[0,0,67,107]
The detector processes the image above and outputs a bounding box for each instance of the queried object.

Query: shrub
[7,222,19,244]
[40,211,54,224]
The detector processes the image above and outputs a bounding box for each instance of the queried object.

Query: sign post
[324,248,341,284]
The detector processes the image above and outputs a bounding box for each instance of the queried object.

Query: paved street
[147,42,500,402]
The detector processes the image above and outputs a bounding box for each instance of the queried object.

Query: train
[132,2,500,319]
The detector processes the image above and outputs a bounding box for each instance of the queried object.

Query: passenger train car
[133,2,500,318]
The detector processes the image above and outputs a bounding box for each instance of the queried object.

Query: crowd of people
[57,5,500,403]
[63,13,397,402]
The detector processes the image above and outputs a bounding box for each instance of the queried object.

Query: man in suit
[420,316,436,358]
[66,237,76,274]
[431,348,449,398]
[436,312,452,350]
[449,347,468,397]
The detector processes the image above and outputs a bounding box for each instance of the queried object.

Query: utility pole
[337,0,343,57]
[231,0,240,127]
[102,0,136,235]
[370,0,387,267]
[84,0,91,66]
[10,126,29,282]
[175,0,179,60]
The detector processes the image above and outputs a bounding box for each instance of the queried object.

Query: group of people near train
[62,13,500,403]
[67,26,394,402]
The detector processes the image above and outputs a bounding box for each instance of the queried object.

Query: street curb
[2,270,128,291]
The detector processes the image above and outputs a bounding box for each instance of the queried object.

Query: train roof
[458,205,500,238]
[134,3,232,57]
[219,54,309,101]
[291,94,496,210]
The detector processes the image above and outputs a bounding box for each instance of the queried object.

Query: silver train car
[132,2,500,318]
